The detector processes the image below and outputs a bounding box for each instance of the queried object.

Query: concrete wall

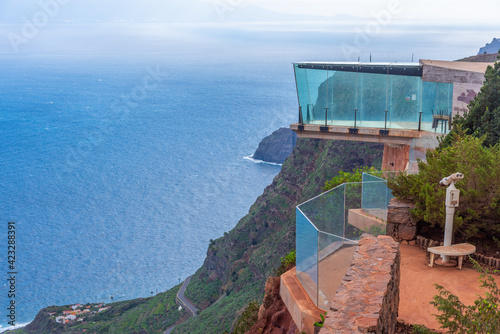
[321,235,400,334]
[381,144,410,171]
[422,62,488,119]
[422,64,486,85]
[280,268,324,334]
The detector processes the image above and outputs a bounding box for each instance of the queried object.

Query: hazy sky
[0,0,499,24]
[235,0,499,23]
[0,0,497,59]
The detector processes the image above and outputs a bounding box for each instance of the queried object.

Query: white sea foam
[243,155,282,167]
[0,322,31,333]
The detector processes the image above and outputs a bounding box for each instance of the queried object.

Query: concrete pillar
[381,144,410,171]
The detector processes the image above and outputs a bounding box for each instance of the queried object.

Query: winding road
[164,275,199,334]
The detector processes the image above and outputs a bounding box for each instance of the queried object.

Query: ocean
[0,22,495,330]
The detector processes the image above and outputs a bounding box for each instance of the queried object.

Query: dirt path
[399,243,500,331]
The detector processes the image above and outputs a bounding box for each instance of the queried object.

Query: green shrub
[323,166,378,191]
[430,258,500,333]
[313,312,327,327]
[389,135,500,239]
[274,250,296,276]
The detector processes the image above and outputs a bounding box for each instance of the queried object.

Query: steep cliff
[478,38,500,55]
[246,276,298,334]
[252,128,297,164]
[175,138,383,333]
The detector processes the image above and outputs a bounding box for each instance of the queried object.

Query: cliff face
[252,128,297,164]
[176,138,383,333]
[478,38,500,55]
[246,276,298,334]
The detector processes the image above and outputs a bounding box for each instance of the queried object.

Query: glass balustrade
[294,63,453,134]
[295,174,392,307]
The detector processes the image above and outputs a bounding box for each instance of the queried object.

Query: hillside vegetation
[174,138,383,333]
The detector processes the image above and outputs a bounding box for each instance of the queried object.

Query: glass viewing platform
[294,62,454,134]
[296,173,392,309]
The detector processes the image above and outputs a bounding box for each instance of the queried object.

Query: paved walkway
[164,275,199,334]
[399,243,500,331]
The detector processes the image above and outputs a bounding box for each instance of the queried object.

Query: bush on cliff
[274,249,296,276]
[389,135,500,239]
[231,301,260,334]
[323,166,378,191]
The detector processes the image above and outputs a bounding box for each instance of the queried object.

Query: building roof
[294,61,422,76]
[419,59,494,73]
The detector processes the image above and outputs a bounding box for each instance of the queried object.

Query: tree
[441,51,500,148]
[389,135,500,239]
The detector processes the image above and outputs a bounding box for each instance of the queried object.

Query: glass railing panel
[361,173,390,220]
[294,65,312,123]
[306,68,331,125]
[387,74,422,129]
[318,232,357,309]
[364,171,410,208]
[299,184,345,238]
[329,71,358,125]
[356,72,387,126]
[343,182,364,240]
[422,81,454,134]
[296,207,319,306]
[361,180,389,222]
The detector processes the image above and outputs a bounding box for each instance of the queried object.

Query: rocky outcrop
[386,198,417,241]
[252,128,297,164]
[246,276,298,334]
[478,38,500,55]
[323,235,400,334]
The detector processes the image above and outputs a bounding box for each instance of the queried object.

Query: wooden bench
[427,243,476,269]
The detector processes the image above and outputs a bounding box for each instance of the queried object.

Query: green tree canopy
[441,51,500,148]
[390,135,500,239]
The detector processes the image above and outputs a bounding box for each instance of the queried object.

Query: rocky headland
[478,38,500,55]
[251,127,297,164]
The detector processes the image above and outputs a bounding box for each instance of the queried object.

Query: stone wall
[321,235,400,334]
[387,198,417,241]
